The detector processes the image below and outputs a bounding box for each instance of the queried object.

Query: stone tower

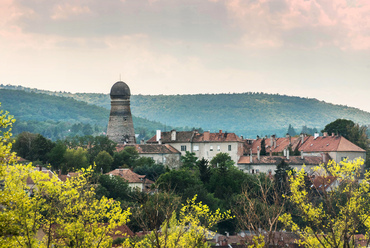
[107,81,136,144]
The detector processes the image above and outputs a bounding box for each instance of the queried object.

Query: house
[147,129,244,164]
[240,132,366,174]
[298,132,366,163]
[116,144,181,169]
[105,168,154,192]
[238,154,325,174]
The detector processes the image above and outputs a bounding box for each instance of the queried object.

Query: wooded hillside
[2,84,370,138]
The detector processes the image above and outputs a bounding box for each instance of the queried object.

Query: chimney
[219,130,222,135]
[301,150,304,160]
[140,139,144,144]
[300,133,304,144]
[156,130,161,142]
[323,132,328,137]
[287,149,290,160]
[256,135,259,140]
[286,133,291,145]
[257,146,260,161]
[331,132,335,137]
[270,136,273,148]
[269,148,272,157]
[250,148,253,163]
[158,139,162,145]
[284,149,287,157]
[204,131,210,141]
[314,132,319,139]
[241,135,243,140]
[171,130,176,141]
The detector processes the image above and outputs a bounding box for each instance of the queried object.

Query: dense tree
[210,152,234,173]
[197,158,211,183]
[260,138,267,156]
[322,119,355,138]
[156,169,203,198]
[96,174,131,202]
[12,131,37,160]
[274,160,293,197]
[134,163,167,181]
[112,146,139,169]
[63,147,89,172]
[94,150,114,173]
[0,106,130,247]
[47,140,67,171]
[180,151,198,169]
[280,159,370,247]
[123,196,232,248]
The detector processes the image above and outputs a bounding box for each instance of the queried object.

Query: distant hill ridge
[1,84,370,138]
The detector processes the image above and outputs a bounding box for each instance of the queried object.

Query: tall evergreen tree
[260,138,267,156]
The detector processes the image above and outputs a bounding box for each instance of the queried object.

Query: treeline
[3,84,370,138]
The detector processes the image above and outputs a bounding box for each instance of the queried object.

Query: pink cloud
[223,0,370,50]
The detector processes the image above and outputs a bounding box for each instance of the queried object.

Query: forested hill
[2,84,370,138]
[0,89,172,140]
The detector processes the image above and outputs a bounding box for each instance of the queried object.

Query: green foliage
[260,138,267,156]
[133,163,167,181]
[197,158,211,183]
[96,174,131,202]
[47,140,67,171]
[112,146,139,169]
[180,151,198,169]
[280,159,370,247]
[63,147,89,172]
[156,169,203,198]
[274,160,293,196]
[94,150,114,173]
[322,118,355,137]
[210,152,234,173]
[3,86,370,138]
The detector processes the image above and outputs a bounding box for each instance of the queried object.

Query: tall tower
[107,81,136,144]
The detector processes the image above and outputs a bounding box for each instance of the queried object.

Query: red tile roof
[147,130,242,144]
[238,155,324,165]
[299,135,365,153]
[147,131,195,143]
[312,175,338,191]
[116,144,180,154]
[106,169,154,184]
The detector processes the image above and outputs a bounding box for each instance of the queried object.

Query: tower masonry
[107,81,136,144]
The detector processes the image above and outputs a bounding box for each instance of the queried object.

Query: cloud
[223,0,370,50]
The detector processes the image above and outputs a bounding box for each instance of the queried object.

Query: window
[181,145,187,151]
[210,146,213,151]
[217,145,220,151]
[193,145,199,151]
[228,145,231,151]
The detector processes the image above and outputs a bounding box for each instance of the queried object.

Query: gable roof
[237,155,325,165]
[116,144,180,154]
[299,135,365,153]
[147,130,242,144]
[147,131,195,143]
[106,169,154,184]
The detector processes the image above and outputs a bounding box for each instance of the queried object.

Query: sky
[1,0,370,111]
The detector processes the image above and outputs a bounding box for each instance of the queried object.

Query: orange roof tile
[237,155,324,165]
[299,136,365,153]
[116,144,180,154]
[106,169,153,184]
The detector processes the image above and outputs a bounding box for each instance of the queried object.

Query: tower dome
[110,81,131,99]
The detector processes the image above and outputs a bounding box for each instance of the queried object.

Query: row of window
[181,145,232,152]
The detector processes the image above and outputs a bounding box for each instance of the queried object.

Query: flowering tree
[123,195,233,248]
[0,105,131,247]
[280,159,370,247]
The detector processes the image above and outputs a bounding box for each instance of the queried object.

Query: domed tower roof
[110,81,131,99]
